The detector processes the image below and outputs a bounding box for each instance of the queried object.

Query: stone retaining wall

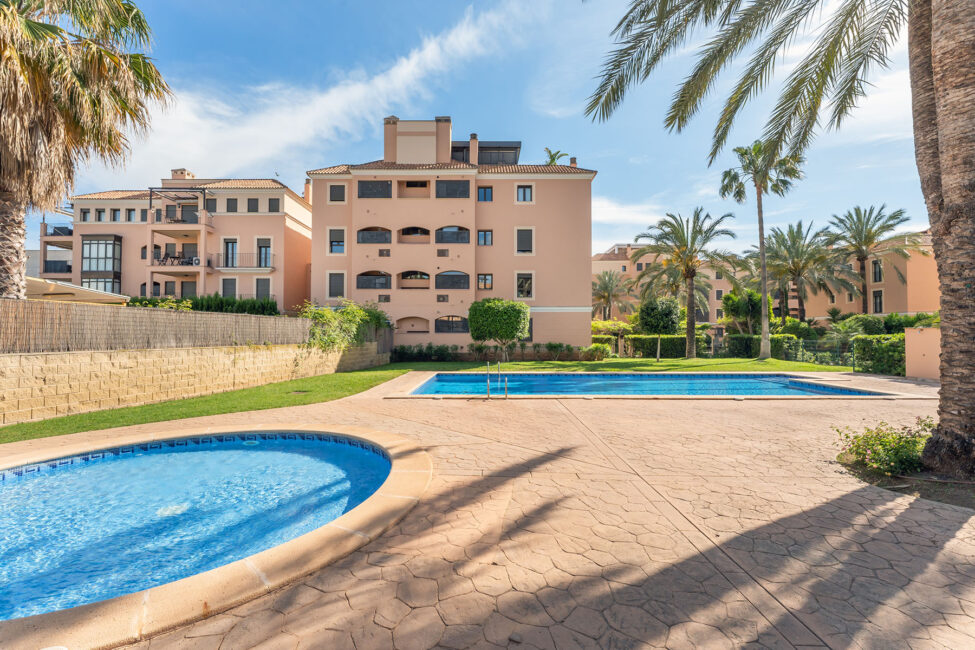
[0,342,388,425]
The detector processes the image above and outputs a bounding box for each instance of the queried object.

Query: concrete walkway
[16,372,971,649]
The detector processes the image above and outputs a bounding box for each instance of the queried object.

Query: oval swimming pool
[0,433,390,621]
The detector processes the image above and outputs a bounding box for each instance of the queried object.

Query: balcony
[42,260,72,274]
[41,223,73,237]
[212,253,275,270]
[435,228,470,244]
[152,210,214,227]
[150,255,213,268]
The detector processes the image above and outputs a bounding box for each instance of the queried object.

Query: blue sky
[29,0,927,254]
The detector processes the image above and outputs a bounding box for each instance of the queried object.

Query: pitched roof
[70,190,151,200]
[307,160,476,174]
[477,163,596,174]
[193,179,288,189]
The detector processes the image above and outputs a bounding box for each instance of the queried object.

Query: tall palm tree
[543,147,568,165]
[826,205,924,314]
[719,141,803,358]
[632,208,737,357]
[0,0,170,299]
[765,221,860,322]
[734,253,792,325]
[635,262,712,319]
[585,0,975,476]
[591,271,635,320]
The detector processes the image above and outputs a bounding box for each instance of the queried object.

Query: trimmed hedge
[852,334,905,376]
[626,334,707,358]
[591,335,615,347]
[724,334,798,359]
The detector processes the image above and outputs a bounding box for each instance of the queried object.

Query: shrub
[591,334,615,348]
[637,296,681,335]
[468,299,530,360]
[845,314,885,335]
[626,335,707,358]
[773,317,816,340]
[299,300,368,352]
[837,417,934,475]
[545,342,568,360]
[468,342,489,361]
[724,334,797,359]
[582,343,612,361]
[883,312,937,333]
[591,320,633,336]
[725,334,756,358]
[853,334,906,375]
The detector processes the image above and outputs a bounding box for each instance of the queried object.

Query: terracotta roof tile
[307,160,476,174]
[307,164,352,175]
[193,179,288,189]
[70,190,150,200]
[477,164,596,174]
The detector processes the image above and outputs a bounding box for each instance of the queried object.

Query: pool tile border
[0,423,432,650]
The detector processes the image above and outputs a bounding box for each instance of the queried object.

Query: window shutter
[329,274,344,298]
[516,229,533,253]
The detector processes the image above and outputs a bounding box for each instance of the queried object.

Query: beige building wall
[905,327,940,380]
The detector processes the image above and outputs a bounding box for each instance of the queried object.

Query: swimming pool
[411,373,884,397]
[0,432,390,621]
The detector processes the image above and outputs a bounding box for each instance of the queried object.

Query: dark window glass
[125,209,135,222]
[328,273,344,298]
[477,186,493,202]
[151,282,160,297]
[477,273,493,290]
[357,228,392,244]
[521,318,533,342]
[873,290,884,314]
[221,278,236,298]
[516,185,533,202]
[622,265,626,272]
[477,230,493,246]
[435,271,470,290]
[358,180,392,198]
[140,246,147,260]
[110,209,120,222]
[140,282,146,297]
[247,198,259,212]
[181,281,197,298]
[716,290,723,299]
[436,226,470,244]
[435,180,470,198]
[715,271,723,280]
[96,209,105,222]
[405,180,428,188]
[516,273,533,299]
[268,198,280,212]
[223,239,237,267]
[378,294,390,303]
[329,229,345,254]
[256,278,271,300]
[226,198,238,212]
[636,262,643,271]
[80,209,90,222]
[516,229,534,254]
[329,184,346,202]
[437,294,449,303]
[378,249,390,257]
[205,198,217,212]
[257,238,272,267]
[164,281,176,296]
[80,237,121,272]
[872,260,883,282]
[357,273,391,289]
[140,208,147,222]
[436,249,449,257]
[435,316,469,333]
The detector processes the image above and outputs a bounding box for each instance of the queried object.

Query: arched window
[356,271,391,290]
[399,270,430,289]
[435,271,470,290]
[435,226,470,244]
[357,227,392,244]
[400,271,429,280]
[435,316,469,333]
[400,226,429,236]
[396,316,430,333]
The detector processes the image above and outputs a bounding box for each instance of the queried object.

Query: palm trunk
[685,273,696,358]
[0,193,28,300]
[917,0,975,476]
[755,186,771,359]
[780,287,789,325]
[857,257,868,313]
[797,289,806,323]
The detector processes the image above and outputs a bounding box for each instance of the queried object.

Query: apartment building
[592,243,734,324]
[307,115,595,346]
[39,170,312,312]
[803,232,939,319]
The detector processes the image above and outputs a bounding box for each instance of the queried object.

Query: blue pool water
[413,373,882,397]
[0,433,390,621]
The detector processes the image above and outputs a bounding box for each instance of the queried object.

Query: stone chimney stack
[171,168,195,180]
[569,157,577,168]
[383,115,399,162]
[469,133,479,165]
[304,178,312,203]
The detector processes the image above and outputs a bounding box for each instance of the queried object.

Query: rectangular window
[95,209,105,222]
[716,290,723,300]
[81,209,90,222]
[715,271,723,280]
[226,198,238,212]
[110,209,120,222]
[358,180,392,198]
[223,239,237,267]
[165,242,177,258]
[80,237,122,272]
[257,238,272,267]
[140,208,147,222]
[873,290,883,314]
[435,180,470,198]
[247,198,259,212]
[329,184,346,202]
[378,248,390,257]
[829,293,836,304]
[205,198,217,213]
[437,249,449,257]
[437,294,449,303]
[516,185,533,203]
[125,209,135,222]
[477,230,493,246]
[405,180,427,188]
[165,204,177,221]
[516,272,534,299]
[477,273,493,290]
[847,292,854,302]
[328,272,345,299]
[329,229,345,254]
[221,278,237,298]
[477,186,493,202]
[622,265,626,272]
[164,281,176,296]
[872,259,883,283]
[636,262,643,271]
[716,309,724,319]
[81,278,121,294]
[255,277,271,300]
[181,281,197,298]
[516,228,534,254]
[378,294,390,303]
[268,198,280,212]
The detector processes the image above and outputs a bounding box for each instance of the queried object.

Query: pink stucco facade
[39,170,312,313]
[905,327,941,381]
[308,116,595,346]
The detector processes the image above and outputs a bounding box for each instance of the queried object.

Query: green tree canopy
[468,299,530,360]
[638,296,681,335]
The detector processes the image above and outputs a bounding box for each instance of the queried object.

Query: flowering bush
[837,417,934,475]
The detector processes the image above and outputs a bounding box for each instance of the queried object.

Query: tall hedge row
[852,334,906,376]
[723,334,798,360]
[625,335,708,358]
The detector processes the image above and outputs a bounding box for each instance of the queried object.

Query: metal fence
[782,339,853,367]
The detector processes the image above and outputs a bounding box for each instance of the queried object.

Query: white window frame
[514,226,535,256]
[327,182,348,205]
[326,270,347,300]
[514,182,535,205]
[326,226,347,256]
[514,270,535,301]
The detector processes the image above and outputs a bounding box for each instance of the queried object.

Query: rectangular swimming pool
[411,373,884,397]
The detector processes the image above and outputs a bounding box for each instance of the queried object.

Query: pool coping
[0,423,432,650]
[385,371,938,400]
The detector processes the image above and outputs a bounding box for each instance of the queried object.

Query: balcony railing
[357,275,392,290]
[213,253,275,269]
[150,255,212,268]
[435,230,470,244]
[41,223,73,237]
[357,230,392,244]
[435,273,470,289]
[155,210,214,226]
[43,260,72,273]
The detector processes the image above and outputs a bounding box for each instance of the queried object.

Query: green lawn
[0,357,850,445]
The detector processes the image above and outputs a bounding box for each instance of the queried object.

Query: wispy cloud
[80,1,535,191]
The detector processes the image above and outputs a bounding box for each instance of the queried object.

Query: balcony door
[223,239,237,268]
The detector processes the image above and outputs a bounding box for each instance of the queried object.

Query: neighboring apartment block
[39,170,312,312]
[802,232,940,319]
[308,115,595,346]
[592,243,734,324]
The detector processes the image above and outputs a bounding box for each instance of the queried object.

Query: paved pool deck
[8,371,974,649]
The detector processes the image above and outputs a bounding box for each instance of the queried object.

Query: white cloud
[80,1,535,191]
[592,195,667,225]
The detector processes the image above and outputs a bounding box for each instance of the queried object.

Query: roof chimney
[383,116,399,162]
[469,133,479,166]
[303,178,312,203]
[569,157,577,168]
[171,168,195,180]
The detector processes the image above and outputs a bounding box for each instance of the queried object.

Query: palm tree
[826,205,924,314]
[719,141,803,358]
[635,262,712,319]
[765,221,859,322]
[543,147,568,165]
[585,1,975,476]
[591,271,635,320]
[0,1,169,299]
[632,208,737,357]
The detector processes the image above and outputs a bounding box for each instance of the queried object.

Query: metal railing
[212,253,275,269]
[41,223,74,237]
[357,275,392,290]
[435,230,470,244]
[357,230,392,244]
[435,273,470,289]
[150,255,212,268]
[156,210,214,226]
[43,260,72,273]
